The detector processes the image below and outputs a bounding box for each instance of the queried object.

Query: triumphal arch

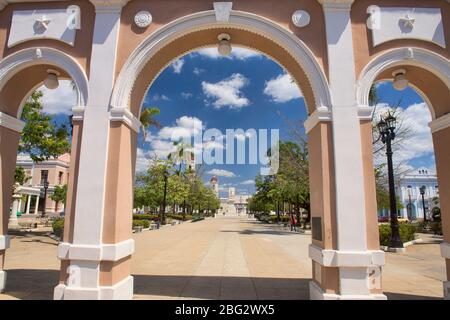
[0,0,449,300]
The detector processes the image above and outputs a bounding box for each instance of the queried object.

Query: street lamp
[420,185,427,223]
[161,169,169,225]
[377,111,403,248]
[407,185,413,221]
[42,179,49,217]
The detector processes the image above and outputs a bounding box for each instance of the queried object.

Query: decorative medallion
[134,11,152,28]
[292,10,310,28]
[399,13,415,29]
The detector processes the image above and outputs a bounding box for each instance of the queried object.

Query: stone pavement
[0,216,446,300]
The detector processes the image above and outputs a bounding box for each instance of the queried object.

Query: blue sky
[38,47,436,198]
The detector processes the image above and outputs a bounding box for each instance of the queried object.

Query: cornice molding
[429,113,450,134]
[110,107,141,132]
[317,0,355,11]
[72,106,85,121]
[0,111,25,132]
[304,107,332,133]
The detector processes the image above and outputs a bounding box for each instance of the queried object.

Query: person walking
[290,213,297,232]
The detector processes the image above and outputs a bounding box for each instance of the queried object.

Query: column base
[309,281,387,300]
[8,219,20,230]
[54,275,133,300]
[0,270,6,293]
[444,281,450,300]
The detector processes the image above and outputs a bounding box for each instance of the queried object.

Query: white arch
[357,47,450,120]
[111,10,331,113]
[0,47,89,117]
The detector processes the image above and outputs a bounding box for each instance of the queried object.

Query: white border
[429,113,450,134]
[54,275,134,300]
[0,111,25,132]
[110,10,331,115]
[309,244,385,267]
[356,47,450,120]
[309,280,387,300]
[110,107,141,132]
[57,239,135,262]
[0,47,89,116]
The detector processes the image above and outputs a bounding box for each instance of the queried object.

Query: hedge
[379,223,416,246]
[166,214,193,221]
[132,219,150,228]
[52,218,64,238]
[133,214,159,221]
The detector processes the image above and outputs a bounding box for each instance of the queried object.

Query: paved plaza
[0,216,446,300]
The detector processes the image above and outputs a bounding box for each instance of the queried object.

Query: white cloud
[240,180,254,185]
[207,169,236,177]
[39,80,77,115]
[196,47,262,60]
[263,73,303,103]
[181,92,193,99]
[373,102,434,165]
[152,94,170,101]
[202,73,250,109]
[135,148,150,172]
[157,116,203,140]
[171,58,185,74]
[193,67,205,75]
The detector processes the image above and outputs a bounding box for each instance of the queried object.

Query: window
[40,170,48,185]
[58,171,64,185]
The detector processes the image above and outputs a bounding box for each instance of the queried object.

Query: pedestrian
[290,213,296,232]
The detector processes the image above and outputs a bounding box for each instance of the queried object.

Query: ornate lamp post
[377,111,403,248]
[407,185,413,221]
[42,180,49,217]
[161,170,168,225]
[420,185,427,222]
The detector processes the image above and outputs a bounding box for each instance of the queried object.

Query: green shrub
[192,216,204,222]
[133,214,159,221]
[132,220,150,228]
[429,221,442,235]
[52,218,64,238]
[379,223,416,246]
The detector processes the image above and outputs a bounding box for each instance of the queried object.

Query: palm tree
[140,107,161,141]
[168,140,193,174]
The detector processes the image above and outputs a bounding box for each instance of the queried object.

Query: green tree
[50,184,68,211]
[19,91,71,162]
[14,166,31,185]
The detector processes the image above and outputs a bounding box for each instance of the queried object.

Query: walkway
[0,216,445,299]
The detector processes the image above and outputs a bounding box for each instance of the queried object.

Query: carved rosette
[134,11,152,28]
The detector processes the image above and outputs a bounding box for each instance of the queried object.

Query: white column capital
[309,244,385,267]
[90,0,130,13]
[429,113,450,134]
[0,111,25,133]
[357,105,374,121]
[304,107,332,133]
[317,0,355,11]
[110,107,141,133]
[71,106,85,121]
[58,239,134,262]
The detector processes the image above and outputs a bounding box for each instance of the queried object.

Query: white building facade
[396,168,439,220]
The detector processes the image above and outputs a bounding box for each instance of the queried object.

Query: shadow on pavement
[133,275,310,299]
[385,292,441,300]
[3,269,59,300]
